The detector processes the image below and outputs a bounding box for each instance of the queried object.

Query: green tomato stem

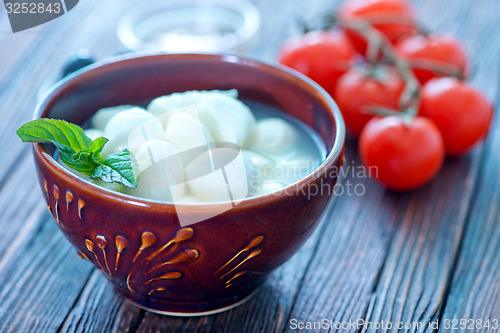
[408,59,466,80]
[336,16,421,120]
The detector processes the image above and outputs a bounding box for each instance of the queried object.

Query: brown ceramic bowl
[32,53,345,315]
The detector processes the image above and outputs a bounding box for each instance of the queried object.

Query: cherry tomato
[278,30,356,95]
[359,116,445,190]
[419,77,493,155]
[396,34,469,84]
[338,0,417,55]
[334,66,404,138]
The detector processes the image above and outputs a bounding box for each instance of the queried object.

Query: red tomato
[396,34,469,84]
[334,66,404,138]
[278,30,356,95]
[419,78,493,155]
[338,0,417,55]
[359,116,445,190]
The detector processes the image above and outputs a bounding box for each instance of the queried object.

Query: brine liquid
[244,99,327,186]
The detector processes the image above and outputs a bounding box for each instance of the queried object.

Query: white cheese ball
[127,118,165,155]
[91,105,137,130]
[242,150,275,176]
[197,94,256,148]
[164,112,213,166]
[84,129,104,141]
[124,140,185,202]
[102,108,163,156]
[148,90,238,127]
[100,140,128,158]
[185,147,253,202]
[148,92,201,127]
[214,89,238,99]
[251,118,296,154]
[243,158,262,196]
[241,150,275,195]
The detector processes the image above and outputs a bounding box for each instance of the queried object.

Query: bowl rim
[33,52,345,211]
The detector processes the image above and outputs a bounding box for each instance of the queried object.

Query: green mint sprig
[16,119,138,188]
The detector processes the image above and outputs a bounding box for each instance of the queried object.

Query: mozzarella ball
[148,92,202,126]
[185,147,253,202]
[164,112,213,165]
[251,118,296,154]
[102,108,163,156]
[148,90,239,127]
[91,105,136,130]
[213,89,238,99]
[100,140,128,158]
[242,150,275,176]
[127,118,164,155]
[197,94,256,148]
[243,157,262,196]
[84,129,104,141]
[124,140,185,202]
[241,150,275,195]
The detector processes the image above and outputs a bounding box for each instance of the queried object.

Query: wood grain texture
[438,94,500,332]
[0,209,94,332]
[57,271,143,333]
[0,0,498,332]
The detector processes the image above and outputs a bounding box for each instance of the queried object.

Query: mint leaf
[90,137,108,153]
[57,138,108,175]
[90,137,108,164]
[69,151,100,175]
[16,119,97,175]
[16,119,92,153]
[17,119,138,188]
[91,150,138,188]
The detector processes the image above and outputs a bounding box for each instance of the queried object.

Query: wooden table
[0,0,499,332]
